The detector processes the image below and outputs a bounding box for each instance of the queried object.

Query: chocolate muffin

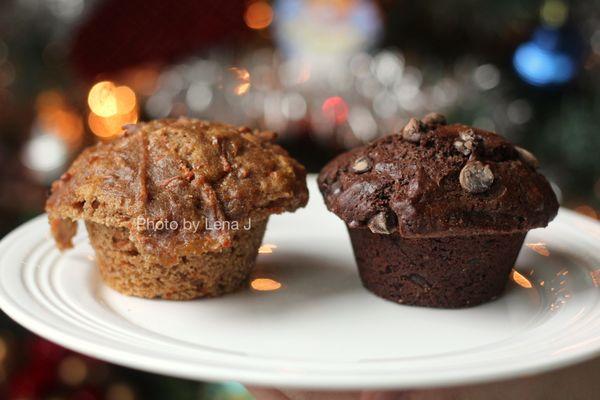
[46,118,308,300]
[318,113,558,308]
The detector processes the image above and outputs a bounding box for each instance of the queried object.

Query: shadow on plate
[218,250,364,315]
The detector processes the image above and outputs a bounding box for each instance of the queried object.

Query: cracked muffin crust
[318,113,558,308]
[318,119,557,237]
[46,118,308,299]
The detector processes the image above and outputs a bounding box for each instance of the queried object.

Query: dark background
[0,0,599,398]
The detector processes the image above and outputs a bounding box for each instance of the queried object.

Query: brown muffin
[46,118,308,299]
[318,113,558,308]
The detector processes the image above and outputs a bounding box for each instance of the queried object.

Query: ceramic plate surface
[1,177,600,389]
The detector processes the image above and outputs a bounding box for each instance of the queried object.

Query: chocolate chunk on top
[401,118,425,142]
[318,118,558,237]
[350,156,372,174]
[459,161,494,193]
[367,211,397,234]
[421,112,447,128]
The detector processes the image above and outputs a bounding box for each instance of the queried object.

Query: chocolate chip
[367,211,397,234]
[459,161,494,193]
[408,273,432,290]
[515,146,539,168]
[401,118,425,143]
[350,156,372,174]
[348,220,360,228]
[459,129,475,142]
[421,112,447,127]
[453,140,471,156]
[330,180,342,195]
[454,129,478,156]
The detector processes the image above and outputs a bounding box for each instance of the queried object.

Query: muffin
[46,118,308,300]
[318,113,558,308]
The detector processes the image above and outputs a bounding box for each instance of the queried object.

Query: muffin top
[318,113,558,237]
[46,118,308,265]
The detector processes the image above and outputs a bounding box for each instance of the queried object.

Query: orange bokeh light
[88,81,136,118]
[229,67,251,95]
[258,244,277,254]
[35,90,84,147]
[88,81,118,117]
[235,82,251,95]
[87,81,138,138]
[114,86,137,114]
[230,67,250,81]
[244,1,273,30]
[525,242,550,257]
[88,109,138,139]
[251,278,282,291]
[322,96,349,124]
[511,269,533,289]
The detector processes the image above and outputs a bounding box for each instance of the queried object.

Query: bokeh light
[57,355,88,386]
[229,67,251,95]
[322,96,349,124]
[88,81,118,117]
[88,81,136,117]
[258,244,277,254]
[22,133,68,173]
[87,81,138,138]
[244,1,273,30]
[88,109,138,139]
[35,90,84,147]
[511,269,533,289]
[251,278,282,291]
[106,383,136,400]
[473,64,500,90]
[526,242,551,257]
[186,82,213,112]
[513,28,578,86]
[540,0,568,28]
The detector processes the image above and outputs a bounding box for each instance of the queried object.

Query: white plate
[1,177,600,390]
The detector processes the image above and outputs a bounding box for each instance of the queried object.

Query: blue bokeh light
[513,27,580,87]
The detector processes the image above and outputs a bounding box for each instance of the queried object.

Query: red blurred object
[70,388,101,400]
[7,337,106,399]
[322,96,349,124]
[8,338,67,398]
[28,336,69,364]
[70,0,249,80]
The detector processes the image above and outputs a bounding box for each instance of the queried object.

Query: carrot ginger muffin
[46,118,308,300]
[318,113,558,308]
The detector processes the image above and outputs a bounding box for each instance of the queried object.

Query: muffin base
[85,219,267,300]
[348,229,527,308]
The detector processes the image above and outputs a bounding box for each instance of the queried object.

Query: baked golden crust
[46,118,308,265]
